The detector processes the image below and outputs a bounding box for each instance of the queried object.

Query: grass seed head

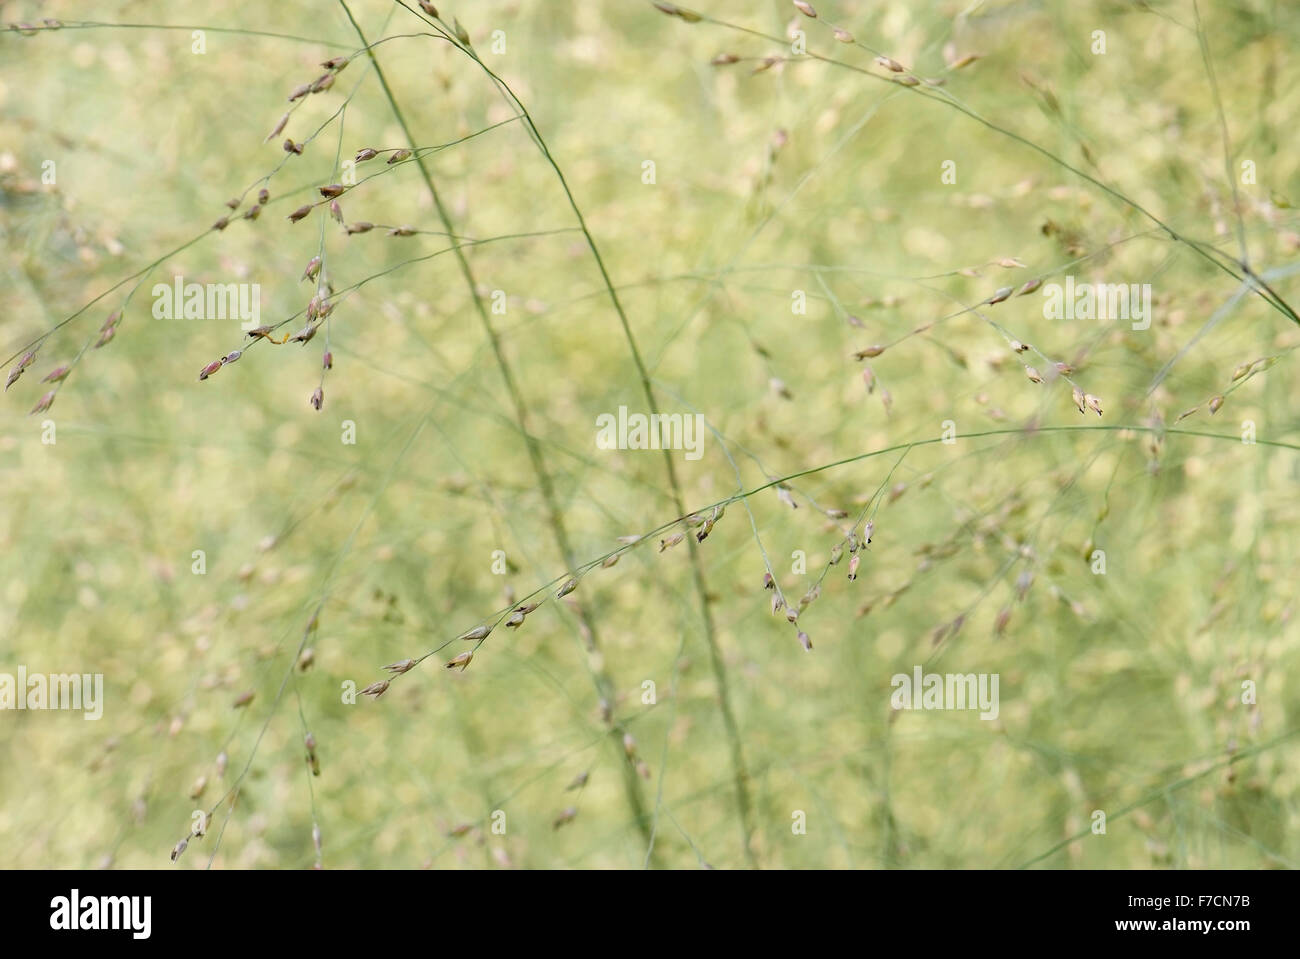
[265,112,289,142]
[359,680,390,698]
[445,651,473,671]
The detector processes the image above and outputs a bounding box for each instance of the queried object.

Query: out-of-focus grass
[0,0,1298,868]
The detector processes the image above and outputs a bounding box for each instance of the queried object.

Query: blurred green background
[1,0,1298,868]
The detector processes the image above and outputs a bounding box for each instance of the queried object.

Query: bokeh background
[1,0,1298,868]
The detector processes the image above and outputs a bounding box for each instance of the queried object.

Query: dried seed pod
[854,345,886,359]
[29,390,55,414]
[299,648,316,671]
[601,553,620,568]
[387,226,417,237]
[287,82,311,102]
[287,204,313,223]
[321,56,349,71]
[785,607,799,624]
[359,680,390,698]
[797,630,812,651]
[242,205,261,221]
[309,387,323,410]
[829,543,844,565]
[383,659,416,674]
[171,838,188,863]
[1025,366,1043,384]
[284,139,304,155]
[1208,395,1224,414]
[346,221,374,235]
[863,521,874,544]
[847,554,860,580]
[1084,393,1103,417]
[198,359,222,381]
[5,351,35,390]
[793,1,817,16]
[458,624,491,641]
[654,2,702,21]
[710,53,740,65]
[309,73,335,94]
[1071,387,1086,414]
[387,149,412,164]
[995,257,1026,269]
[288,323,319,345]
[318,184,345,198]
[988,286,1013,305]
[246,325,274,340]
[504,610,525,629]
[1015,570,1034,600]
[302,256,322,281]
[1017,278,1043,296]
[875,56,905,72]
[832,26,853,42]
[221,350,242,366]
[355,147,379,162]
[762,572,775,590]
[40,365,69,383]
[211,216,230,231]
[659,532,685,552]
[895,75,920,86]
[418,1,439,15]
[949,53,981,69]
[265,112,289,142]
[771,593,785,616]
[622,732,637,758]
[323,351,333,370]
[445,651,473,671]
[566,771,589,791]
[776,486,798,509]
[825,508,848,519]
[556,578,579,599]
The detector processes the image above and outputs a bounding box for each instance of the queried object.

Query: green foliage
[0,0,1297,869]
